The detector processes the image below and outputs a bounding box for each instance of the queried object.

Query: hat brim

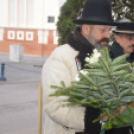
[72,19,119,26]
[112,30,134,35]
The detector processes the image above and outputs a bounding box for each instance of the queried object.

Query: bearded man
[41,0,128,134]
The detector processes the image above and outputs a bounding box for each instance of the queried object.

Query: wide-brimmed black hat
[72,0,118,26]
[113,22,134,35]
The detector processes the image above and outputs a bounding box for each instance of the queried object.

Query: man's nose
[104,32,110,39]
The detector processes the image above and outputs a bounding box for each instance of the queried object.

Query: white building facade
[0,0,66,56]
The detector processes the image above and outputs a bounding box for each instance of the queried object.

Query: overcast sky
[59,0,66,9]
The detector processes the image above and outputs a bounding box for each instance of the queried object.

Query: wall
[0,0,8,27]
[0,0,66,56]
[0,28,57,56]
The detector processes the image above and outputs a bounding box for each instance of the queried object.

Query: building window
[27,0,34,27]
[9,0,16,26]
[18,0,26,27]
[48,16,55,23]
[17,31,24,40]
[26,32,33,41]
[8,31,15,40]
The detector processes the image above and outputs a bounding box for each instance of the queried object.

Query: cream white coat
[42,44,86,134]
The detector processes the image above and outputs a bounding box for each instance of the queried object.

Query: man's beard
[95,38,109,50]
[87,32,109,46]
[88,37,109,46]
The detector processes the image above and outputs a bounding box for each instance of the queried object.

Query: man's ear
[115,35,121,43]
[81,25,90,36]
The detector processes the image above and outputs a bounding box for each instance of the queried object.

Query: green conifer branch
[50,47,134,130]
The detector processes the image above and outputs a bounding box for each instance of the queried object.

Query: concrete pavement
[0,53,47,134]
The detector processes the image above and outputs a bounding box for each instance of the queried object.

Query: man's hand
[101,105,127,122]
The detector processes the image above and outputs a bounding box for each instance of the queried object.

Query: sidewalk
[0,53,47,83]
[0,53,47,134]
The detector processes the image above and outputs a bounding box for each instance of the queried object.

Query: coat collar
[110,40,134,63]
[67,27,94,53]
[109,40,124,58]
[67,27,95,69]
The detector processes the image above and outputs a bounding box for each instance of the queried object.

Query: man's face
[87,25,112,45]
[116,34,134,54]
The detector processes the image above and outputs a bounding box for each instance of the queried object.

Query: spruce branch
[50,47,134,130]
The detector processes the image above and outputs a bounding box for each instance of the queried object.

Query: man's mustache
[99,38,109,46]
[100,38,109,43]
[129,44,134,47]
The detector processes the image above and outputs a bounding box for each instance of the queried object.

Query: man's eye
[101,30,105,32]
[128,38,132,40]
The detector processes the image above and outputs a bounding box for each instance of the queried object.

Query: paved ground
[0,53,47,134]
